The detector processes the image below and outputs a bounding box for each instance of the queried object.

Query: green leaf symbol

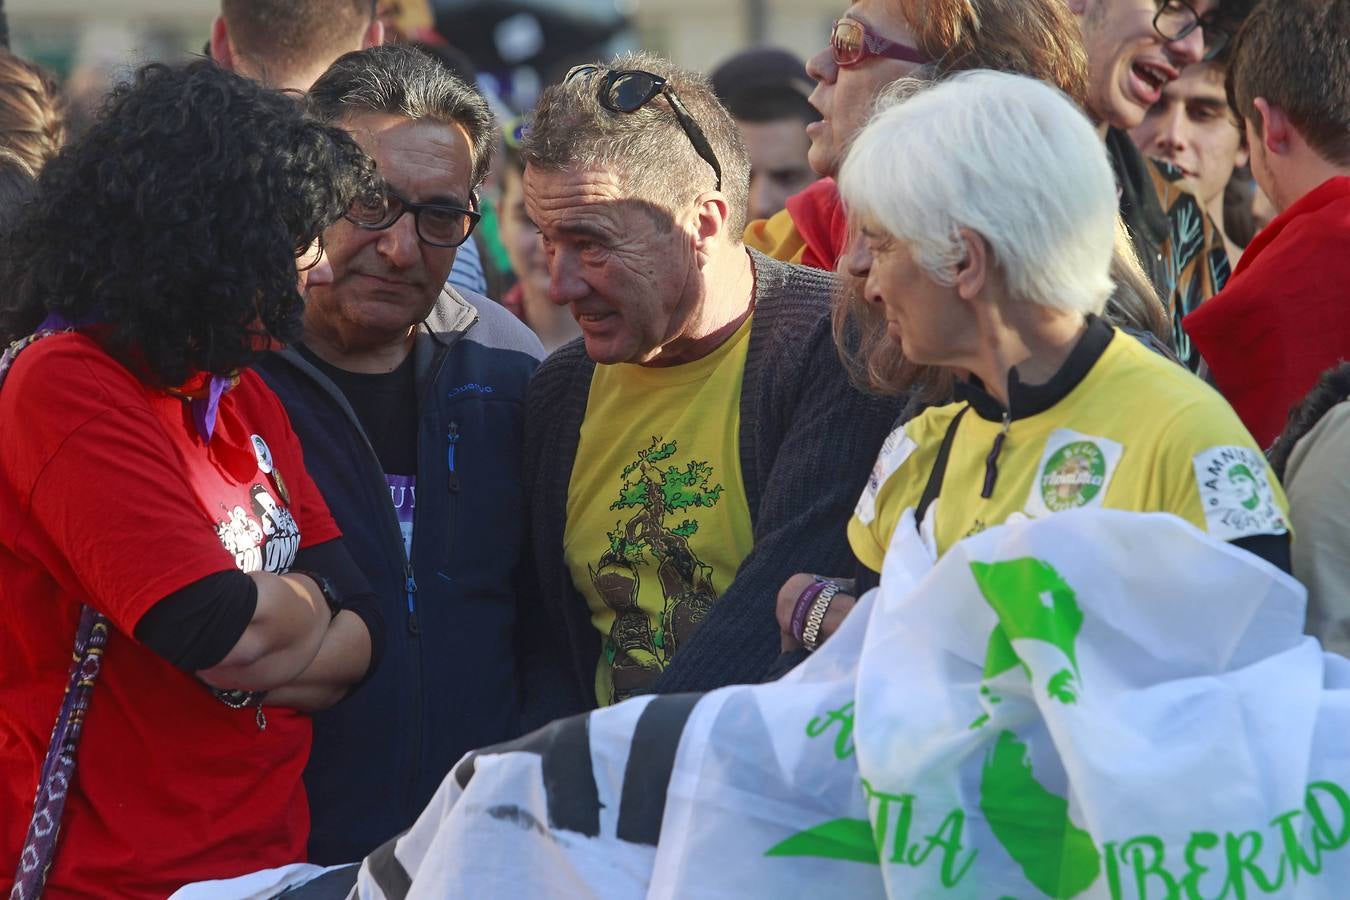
[766,818,879,864]
[1047,670,1078,705]
[979,730,1099,897]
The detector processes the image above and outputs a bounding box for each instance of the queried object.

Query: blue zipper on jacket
[447,421,461,491]
[446,421,461,562]
[405,561,419,635]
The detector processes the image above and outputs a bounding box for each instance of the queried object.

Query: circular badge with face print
[1039,441,1107,512]
[251,434,274,475]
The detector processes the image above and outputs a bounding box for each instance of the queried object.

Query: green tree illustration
[608,436,724,552]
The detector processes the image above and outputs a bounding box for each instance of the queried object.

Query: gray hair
[840,71,1116,315]
[307,43,495,191]
[522,51,751,237]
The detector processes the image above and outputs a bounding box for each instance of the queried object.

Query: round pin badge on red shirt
[251,434,274,474]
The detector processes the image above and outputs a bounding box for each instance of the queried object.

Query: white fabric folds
[180,509,1350,899]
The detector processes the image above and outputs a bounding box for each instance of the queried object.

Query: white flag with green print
[174,508,1350,899]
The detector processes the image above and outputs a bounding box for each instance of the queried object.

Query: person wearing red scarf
[1183,0,1350,450]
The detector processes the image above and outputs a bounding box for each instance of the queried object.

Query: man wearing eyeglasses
[255,44,545,865]
[744,0,1249,369]
[516,52,902,722]
[1071,0,1254,369]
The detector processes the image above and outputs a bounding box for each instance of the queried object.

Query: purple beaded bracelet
[790,578,830,644]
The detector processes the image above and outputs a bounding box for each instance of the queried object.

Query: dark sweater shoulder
[750,250,836,320]
[525,338,592,409]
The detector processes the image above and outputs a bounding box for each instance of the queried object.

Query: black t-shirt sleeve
[1230,532,1293,575]
[133,538,386,678]
[135,570,257,671]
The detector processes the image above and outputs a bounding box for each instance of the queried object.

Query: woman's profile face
[846,223,967,367]
[804,0,924,178]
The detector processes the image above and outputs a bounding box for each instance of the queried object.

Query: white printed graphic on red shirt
[251,433,275,474]
[214,483,301,574]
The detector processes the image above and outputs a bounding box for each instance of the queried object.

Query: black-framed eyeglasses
[1154,0,1230,61]
[564,64,723,192]
[344,185,481,248]
[830,17,930,68]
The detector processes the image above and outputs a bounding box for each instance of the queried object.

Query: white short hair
[839,70,1117,315]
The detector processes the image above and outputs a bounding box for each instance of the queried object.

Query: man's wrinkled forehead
[525,162,675,234]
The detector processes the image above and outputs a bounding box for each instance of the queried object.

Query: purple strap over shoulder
[35,312,231,442]
[4,328,112,900]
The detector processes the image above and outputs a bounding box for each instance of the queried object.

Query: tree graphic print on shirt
[589,435,725,704]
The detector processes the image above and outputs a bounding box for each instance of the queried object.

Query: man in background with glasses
[516,52,901,722]
[744,0,1248,368]
[1069,0,1253,369]
[255,44,545,866]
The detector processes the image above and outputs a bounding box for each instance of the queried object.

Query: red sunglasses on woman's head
[830,17,931,68]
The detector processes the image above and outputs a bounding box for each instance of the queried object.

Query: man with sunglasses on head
[516,52,901,722]
[255,44,544,865]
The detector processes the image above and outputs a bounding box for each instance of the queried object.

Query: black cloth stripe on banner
[366,835,413,900]
[452,711,602,837]
[616,693,702,846]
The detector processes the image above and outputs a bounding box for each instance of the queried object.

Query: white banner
[179,509,1350,899]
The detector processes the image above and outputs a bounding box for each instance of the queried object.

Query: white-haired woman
[777,71,1290,654]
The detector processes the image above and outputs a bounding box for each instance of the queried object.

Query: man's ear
[363,18,386,49]
[1253,97,1291,156]
[692,191,731,255]
[209,16,235,70]
[954,228,990,303]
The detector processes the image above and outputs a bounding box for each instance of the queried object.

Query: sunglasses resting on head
[564,64,724,193]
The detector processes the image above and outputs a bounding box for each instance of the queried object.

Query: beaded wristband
[790,578,830,644]
[801,582,843,652]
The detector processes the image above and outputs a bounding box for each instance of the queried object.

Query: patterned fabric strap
[4,329,112,900]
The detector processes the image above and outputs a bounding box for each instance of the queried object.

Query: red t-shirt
[0,333,340,898]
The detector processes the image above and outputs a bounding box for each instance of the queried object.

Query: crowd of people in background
[0,0,1347,895]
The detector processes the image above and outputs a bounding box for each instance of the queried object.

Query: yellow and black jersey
[849,317,1290,571]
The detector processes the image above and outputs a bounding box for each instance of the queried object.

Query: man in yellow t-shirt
[849,317,1290,572]
[516,54,903,723]
[566,317,755,704]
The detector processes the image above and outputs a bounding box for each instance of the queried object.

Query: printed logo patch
[855,426,918,526]
[1192,446,1287,541]
[1025,430,1123,518]
[447,382,495,400]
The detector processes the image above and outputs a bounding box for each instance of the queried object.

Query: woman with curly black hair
[0,61,386,897]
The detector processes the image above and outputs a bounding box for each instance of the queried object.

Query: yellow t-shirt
[565,316,756,706]
[743,208,808,265]
[849,325,1291,571]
